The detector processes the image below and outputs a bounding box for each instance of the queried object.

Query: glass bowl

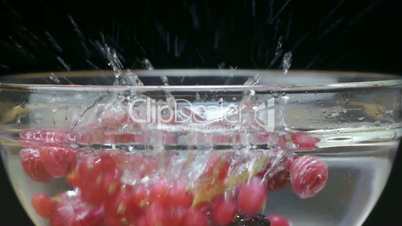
[0,70,401,226]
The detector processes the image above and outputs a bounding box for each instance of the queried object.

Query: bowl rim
[1,69,402,93]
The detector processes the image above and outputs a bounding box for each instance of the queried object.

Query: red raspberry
[130,184,150,209]
[149,180,171,206]
[50,192,104,226]
[237,178,268,216]
[104,187,142,226]
[258,155,292,192]
[183,208,209,226]
[167,183,193,208]
[134,216,148,226]
[145,202,168,226]
[266,214,291,226]
[40,146,77,177]
[32,193,56,218]
[267,169,290,192]
[19,148,52,182]
[76,153,122,205]
[290,132,319,150]
[66,167,81,188]
[211,197,237,226]
[290,156,328,199]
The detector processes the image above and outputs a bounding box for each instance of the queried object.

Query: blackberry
[231,214,270,226]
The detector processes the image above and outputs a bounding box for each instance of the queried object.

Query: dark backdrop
[0,0,401,225]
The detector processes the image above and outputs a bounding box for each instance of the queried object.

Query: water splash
[281,51,292,74]
[48,73,61,84]
[142,58,154,70]
[56,56,71,71]
[44,31,63,53]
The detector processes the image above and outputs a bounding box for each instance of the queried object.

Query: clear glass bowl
[0,70,401,226]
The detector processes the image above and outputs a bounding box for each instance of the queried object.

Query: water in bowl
[1,126,398,226]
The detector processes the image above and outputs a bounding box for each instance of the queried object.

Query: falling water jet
[56,56,71,71]
[68,15,90,55]
[44,32,63,53]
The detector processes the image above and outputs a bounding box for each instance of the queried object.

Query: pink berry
[267,169,290,192]
[104,187,141,225]
[183,208,209,226]
[260,156,292,192]
[168,207,187,226]
[212,198,237,226]
[290,156,328,199]
[168,183,193,208]
[20,148,52,182]
[40,146,77,177]
[50,192,104,226]
[32,193,56,218]
[145,202,168,226]
[237,178,268,215]
[266,214,291,226]
[76,153,122,205]
[149,180,171,206]
[290,132,319,150]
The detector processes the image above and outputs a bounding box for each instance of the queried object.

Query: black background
[0,0,401,225]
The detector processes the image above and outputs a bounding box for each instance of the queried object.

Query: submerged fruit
[231,215,270,226]
[290,156,328,199]
[237,178,268,216]
[265,215,290,226]
[212,198,237,226]
[20,148,52,182]
[40,146,77,177]
[32,193,56,218]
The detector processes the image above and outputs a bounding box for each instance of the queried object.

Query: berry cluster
[19,128,327,226]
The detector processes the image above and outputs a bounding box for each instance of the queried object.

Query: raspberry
[267,169,290,192]
[19,148,51,182]
[237,178,268,216]
[104,187,142,226]
[290,132,319,151]
[167,183,193,208]
[32,193,56,218]
[266,214,290,226]
[76,153,122,205]
[145,202,168,226]
[183,208,209,226]
[211,197,237,226]
[40,146,77,177]
[130,184,150,209]
[258,155,292,192]
[290,156,328,199]
[168,207,187,226]
[149,180,171,206]
[50,191,104,226]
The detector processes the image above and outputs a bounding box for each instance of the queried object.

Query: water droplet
[143,58,154,70]
[49,73,61,84]
[281,51,292,74]
[218,97,224,105]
